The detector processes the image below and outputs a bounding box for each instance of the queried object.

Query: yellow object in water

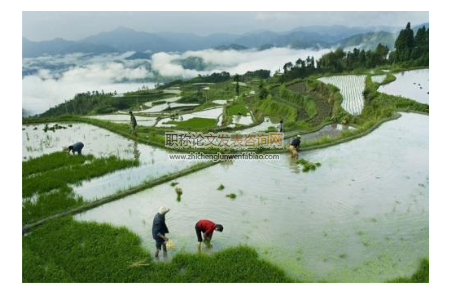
[166,239,175,249]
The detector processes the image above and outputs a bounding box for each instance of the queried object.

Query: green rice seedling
[226,193,236,199]
[170,181,179,187]
[339,253,347,259]
[22,152,93,177]
[22,155,138,198]
[296,158,321,173]
[175,187,183,202]
[217,184,225,190]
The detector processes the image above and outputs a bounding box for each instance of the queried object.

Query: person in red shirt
[195,219,223,251]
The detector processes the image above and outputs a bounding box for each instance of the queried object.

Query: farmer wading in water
[195,219,223,251]
[152,207,170,258]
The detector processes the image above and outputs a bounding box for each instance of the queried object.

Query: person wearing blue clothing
[152,207,170,258]
[68,142,84,155]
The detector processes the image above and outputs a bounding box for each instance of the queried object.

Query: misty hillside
[22,24,430,58]
[335,31,398,50]
[22,37,117,58]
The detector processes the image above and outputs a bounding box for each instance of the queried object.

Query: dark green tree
[234,74,240,96]
[395,22,415,62]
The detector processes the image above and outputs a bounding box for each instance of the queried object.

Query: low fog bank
[22,46,331,115]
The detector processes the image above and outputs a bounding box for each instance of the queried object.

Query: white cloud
[151,47,332,78]
[22,55,155,115]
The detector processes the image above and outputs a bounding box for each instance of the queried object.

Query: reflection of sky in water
[76,113,428,282]
[22,123,197,200]
[378,69,429,104]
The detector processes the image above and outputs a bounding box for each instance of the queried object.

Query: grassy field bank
[22,152,138,224]
[23,217,428,283]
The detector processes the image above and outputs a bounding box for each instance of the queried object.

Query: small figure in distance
[276,120,284,133]
[288,134,301,159]
[67,142,84,155]
[129,110,137,137]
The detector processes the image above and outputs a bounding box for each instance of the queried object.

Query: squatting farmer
[288,134,301,158]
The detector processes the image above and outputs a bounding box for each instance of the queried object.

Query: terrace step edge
[22,161,218,235]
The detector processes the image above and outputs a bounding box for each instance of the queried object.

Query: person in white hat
[152,207,170,258]
[288,134,301,158]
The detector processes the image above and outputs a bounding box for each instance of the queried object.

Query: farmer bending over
[288,135,301,158]
[195,219,223,251]
[129,110,137,136]
[68,142,84,155]
[152,207,170,258]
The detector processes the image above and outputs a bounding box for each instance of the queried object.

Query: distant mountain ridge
[23,23,429,58]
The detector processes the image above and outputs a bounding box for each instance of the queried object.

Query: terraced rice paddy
[318,75,366,115]
[237,117,276,133]
[287,82,332,125]
[231,115,253,126]
[137,97,199,113]
[156,107,223,128]
[378,69,429,104]
[76,113,428,282]
[22,123,197,200]
[143,97,182,107]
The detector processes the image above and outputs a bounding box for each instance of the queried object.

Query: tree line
[280,22,428,81]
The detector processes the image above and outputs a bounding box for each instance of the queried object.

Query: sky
[22,11,429,41]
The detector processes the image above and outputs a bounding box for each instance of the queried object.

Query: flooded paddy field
[236,117,276,133]
[318,75,366,115]
[22,123,197,200]
[378,69,429,104]
[156,107,223,128]
[76,113,428,282]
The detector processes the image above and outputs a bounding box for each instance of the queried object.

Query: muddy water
[22,123,196,200]
[378,69,429,104]
[75,113,428,282]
